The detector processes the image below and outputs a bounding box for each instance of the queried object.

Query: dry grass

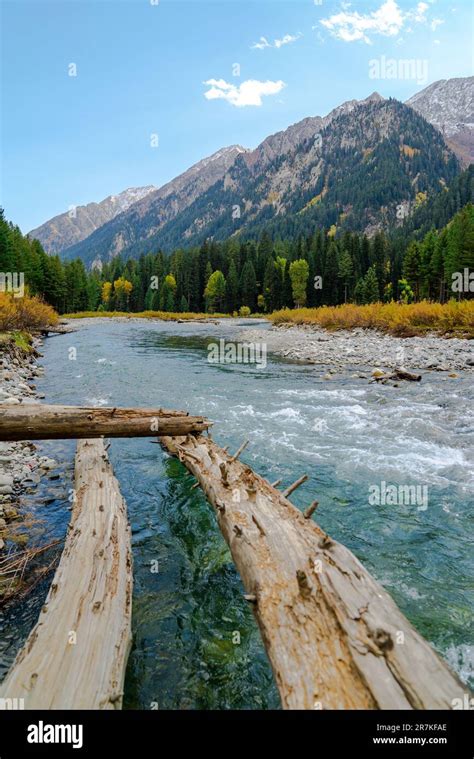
[0,540,62,605]
[63,310,231,320]
[0,293,58,331]
[270,301,474,337]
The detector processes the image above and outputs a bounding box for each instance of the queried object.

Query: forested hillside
[60,97,460,265]
[1,190,472,315]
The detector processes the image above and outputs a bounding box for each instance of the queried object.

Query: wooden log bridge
[0,404,211,440]
[161,433,467,710]
[0,404,468,710]
[0,438,133,709]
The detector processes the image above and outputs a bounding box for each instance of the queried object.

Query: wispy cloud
[203,79,286,107]
[320,0,443,44]
[251,33,302,50]
[252,36,271,50]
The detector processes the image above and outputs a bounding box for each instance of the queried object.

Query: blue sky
[1,0,473,233]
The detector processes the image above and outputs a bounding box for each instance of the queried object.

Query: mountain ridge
[405,76,474,165]
[28,185,156,254]
[33,78,470,267]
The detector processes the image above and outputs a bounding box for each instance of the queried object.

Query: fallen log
[161,434,467,710]
[0,438,133,709]
[0,404,211,441]
[40,327,77,336]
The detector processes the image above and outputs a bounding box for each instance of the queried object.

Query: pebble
[0,335,57,551]
[241,326,474,373]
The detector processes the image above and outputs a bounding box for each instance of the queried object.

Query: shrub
[269,301,474,337]
[0,293,58,331]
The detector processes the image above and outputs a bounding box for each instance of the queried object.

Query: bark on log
[0,404,211,441]
[161,434,467,710]
[0,439,133,709]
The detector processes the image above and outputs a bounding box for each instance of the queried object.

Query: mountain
[123,96,459,254]
[28,186,156,253]
[405,76,474,166]
[61,146,247,267]
[58,93,459,265]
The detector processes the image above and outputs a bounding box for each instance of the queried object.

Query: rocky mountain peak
[405,76,474,164]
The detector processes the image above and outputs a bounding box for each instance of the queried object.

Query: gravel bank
[0,337,57,552]
[239,324,474,373]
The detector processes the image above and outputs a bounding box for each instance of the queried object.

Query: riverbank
[240,323,474,372]
[0,333,57,556]
[270,301,474,338]
[63,310,232,322]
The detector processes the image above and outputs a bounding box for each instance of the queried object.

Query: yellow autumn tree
[101,281,113,306]
[113,277,133,310]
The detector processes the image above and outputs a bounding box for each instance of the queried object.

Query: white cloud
[251,32,301,50]
[320,0,444,44]
[320,0,404,44]
[274,33,301,48]
[252,36,271,50]
[430,18,444,30]
[203,79,286,107]
[407,2,429,24]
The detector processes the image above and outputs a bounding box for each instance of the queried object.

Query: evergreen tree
[263,256,278,312]
[338,249,353,303]
[364,266,380,303]
[226,259,239,313]
[240,260,257,311]
[323,242,339,305]
[403,241,422,300]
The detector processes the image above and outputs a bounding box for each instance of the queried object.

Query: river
[0,318,472,708]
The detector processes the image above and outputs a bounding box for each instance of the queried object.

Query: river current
[0,318,472,708]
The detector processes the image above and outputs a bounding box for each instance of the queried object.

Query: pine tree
[263,256,278,312]
[353,277,366,304]
[240,261,257,311]
[226,259,239,313]
[371,233,387,300]
[403,241,422,300]
[364,266,380,303]
[338,249,353,303]
[0,211,13,271]
[323,241,339,305]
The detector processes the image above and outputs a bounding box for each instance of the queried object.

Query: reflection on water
[0,318,472,706]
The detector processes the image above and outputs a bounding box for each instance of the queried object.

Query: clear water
[0,318,472,707]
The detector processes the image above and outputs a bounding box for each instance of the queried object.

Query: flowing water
[0,318,472,707]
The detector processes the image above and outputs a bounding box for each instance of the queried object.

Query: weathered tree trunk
[161,434,467,710]
[0,439,133,709]
[0,404,211,441]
